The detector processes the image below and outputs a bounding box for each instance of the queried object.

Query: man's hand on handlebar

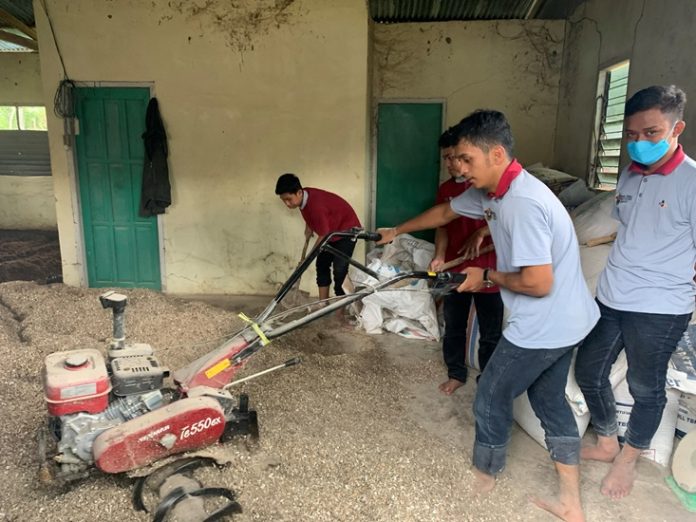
[376,227,397,245]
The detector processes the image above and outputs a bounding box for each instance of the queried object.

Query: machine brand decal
[60,383,97,399]
[180,416,223,440]
[137,424,171,442]
[205,358,231,379]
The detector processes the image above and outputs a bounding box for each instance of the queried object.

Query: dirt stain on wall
[168,0,297,53]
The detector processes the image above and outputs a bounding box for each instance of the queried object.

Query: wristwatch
[482,268,494,288]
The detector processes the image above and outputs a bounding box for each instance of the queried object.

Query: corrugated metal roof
[369,0,573,22]
[0,0,34,26]
[0,131,51,177]
[0,0,36,52]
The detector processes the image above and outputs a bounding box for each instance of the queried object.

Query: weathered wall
[35,0,369,293]
[372,20,566,169]
[0,52,56,229]
[0,53,43,103]
[0,176,56,229]
[554,0,696,179]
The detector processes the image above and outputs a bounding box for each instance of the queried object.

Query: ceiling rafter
[0,28,37,50]
[0,7,37,40]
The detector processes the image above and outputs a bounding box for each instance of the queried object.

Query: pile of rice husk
[0,282,684,521]
[0,230,62,284]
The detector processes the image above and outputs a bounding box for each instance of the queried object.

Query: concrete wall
[0,52,56,229]
[0,176,56,228]
[554,0,696,179]
[0,53,43,103]
[35,0,369,293]
[372,20,566,171]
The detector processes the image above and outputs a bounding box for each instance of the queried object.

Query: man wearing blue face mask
[575,85,696,500]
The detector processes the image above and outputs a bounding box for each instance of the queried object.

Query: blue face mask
[626,124,675,165]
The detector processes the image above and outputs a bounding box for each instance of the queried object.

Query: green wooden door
[375,103,442,242]
[74,87,161,289]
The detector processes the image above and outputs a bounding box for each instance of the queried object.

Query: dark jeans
[473,336,580,476]
[442,290,503,383]
[315,237,355,296]
[575,300,691,449]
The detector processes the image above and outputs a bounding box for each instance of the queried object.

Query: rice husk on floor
[0,282,687,521]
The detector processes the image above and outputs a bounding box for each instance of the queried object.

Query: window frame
[0,105,48,131]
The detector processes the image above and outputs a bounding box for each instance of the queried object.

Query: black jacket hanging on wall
[140,97,172,217]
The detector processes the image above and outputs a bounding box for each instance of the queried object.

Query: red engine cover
[44,349,111,416]
[92,396,226,473]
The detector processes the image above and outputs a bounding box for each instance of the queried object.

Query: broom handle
[439,244,495,271]
[300,233,312,262]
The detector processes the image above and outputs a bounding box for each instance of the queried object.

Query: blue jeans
[575,300,691,449]
[473,336,580,476]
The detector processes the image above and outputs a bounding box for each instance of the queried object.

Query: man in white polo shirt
[575,85,696,499]
[378,110,598,522]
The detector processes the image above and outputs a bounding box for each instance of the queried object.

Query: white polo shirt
[451,161,599,349]
[597,146,696,314]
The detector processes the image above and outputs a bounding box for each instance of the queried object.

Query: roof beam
[524,0,545,19]
[0,8,37,40]
[0,29,38,51]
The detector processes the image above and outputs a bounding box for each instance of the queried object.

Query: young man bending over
[275,173,361,305]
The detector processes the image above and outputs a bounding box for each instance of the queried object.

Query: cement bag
[464,305,510,372]
[579,244,612,297]
[571,190,618,245]
[464,304,481,371]
[513,393,591,450]
[558,178,596,209]
[614,378,679,466]
[676,393,696,438]
[526,164,579,195]
[666,322,696,396]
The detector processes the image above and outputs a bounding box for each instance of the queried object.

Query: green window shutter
[595,62,630,187]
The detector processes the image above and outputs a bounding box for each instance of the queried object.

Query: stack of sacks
[557,178,597,210]
[571,190,618,246]
[349,234,440,341]
[667,321,696,440]
[526,163,580,195]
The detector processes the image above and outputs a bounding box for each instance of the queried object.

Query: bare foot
[471,467,496,496]
[531,496,585,522]
[580,435,620,462]
[600,449,639,499]
[333,309,354,329]
[531,461,585,521]
[438,378,465,396]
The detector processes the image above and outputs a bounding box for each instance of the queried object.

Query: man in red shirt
[275,173,362,303]
[431,129,503,395]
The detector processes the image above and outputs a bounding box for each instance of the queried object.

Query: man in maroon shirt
[431,129,503,395]
[275,173,362,304]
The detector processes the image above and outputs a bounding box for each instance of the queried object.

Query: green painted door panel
[375,103,442,242]
[74,87,161,289]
